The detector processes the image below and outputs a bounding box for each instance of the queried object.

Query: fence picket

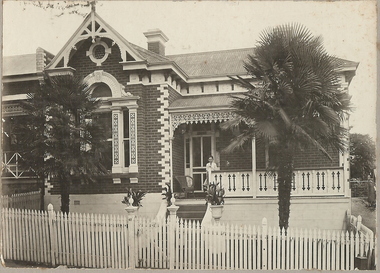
[1,207,375,271]
[345,231,350,270]
[183,219,187,270]
[326,230,331,270]
[272,227,278,269]
[350,231,355,270]
[331,231,336,270]
[3,209,8,259]
[296,228,306,269]
[340,231,345,269]
[290,228,294,269]
[317,229,322,269]
[101,214,106,268]
[37,210,43,263]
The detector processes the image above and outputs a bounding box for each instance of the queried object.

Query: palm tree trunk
[59,172,71,214]
[277,153,293,232]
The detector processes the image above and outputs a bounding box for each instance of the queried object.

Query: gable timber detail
[46,11,143,71]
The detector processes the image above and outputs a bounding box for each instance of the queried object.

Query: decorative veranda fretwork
[112,113,119,165]
[130,112,136,165]
[171,111,236,131]
[2,104,25,116]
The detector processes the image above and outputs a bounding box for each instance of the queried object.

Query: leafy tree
[350,133,376,180]
[222,24,351,230]
[17,74,108,213]
[23,0,99,17]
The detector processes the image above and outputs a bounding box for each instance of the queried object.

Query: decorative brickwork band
[112,113,119,165]
[171,111,236,131]
[130,112,137,165]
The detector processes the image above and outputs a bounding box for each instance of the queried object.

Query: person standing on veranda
[204,155,218,191]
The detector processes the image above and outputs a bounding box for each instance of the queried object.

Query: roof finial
[90,1,96,12]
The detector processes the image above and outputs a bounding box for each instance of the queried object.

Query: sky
[2,1,377,139]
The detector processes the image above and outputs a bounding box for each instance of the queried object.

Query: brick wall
[168,85,182,104]
[172,130,185,192]
[217,129,252,171]
[147,42,165,56]
[255,138,266,170]
[215,130,338,171]
[3,81,40,96]
[46,37,167,194]
[293,145,340,168]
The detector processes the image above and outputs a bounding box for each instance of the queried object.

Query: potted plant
[206,183,225,222]
[122,188,147,208]
[162,183,173,207]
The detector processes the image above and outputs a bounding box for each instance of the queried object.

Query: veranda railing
[211,167,346,197]
[1,204,375,270]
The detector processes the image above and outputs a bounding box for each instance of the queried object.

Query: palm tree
[18,74,109,213]
[222,24,351,231]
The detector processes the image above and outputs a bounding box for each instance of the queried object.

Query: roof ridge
[4,53,37,58]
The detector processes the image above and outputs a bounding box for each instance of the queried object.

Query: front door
[190,136,212,191]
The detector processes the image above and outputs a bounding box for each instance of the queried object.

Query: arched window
[92,83,112,98]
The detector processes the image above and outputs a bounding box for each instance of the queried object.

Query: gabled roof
[45,10,145,70]
[3,54,37,76]
[167,48,359,79]
[167,48,253,78]
[130,43,171,64]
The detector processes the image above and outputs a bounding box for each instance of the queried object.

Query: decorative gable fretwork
[171,111,236,131]
[46,11,142,71]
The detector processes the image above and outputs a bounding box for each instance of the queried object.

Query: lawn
[351,197,376,234]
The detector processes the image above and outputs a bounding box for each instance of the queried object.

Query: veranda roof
[169,94,242,111]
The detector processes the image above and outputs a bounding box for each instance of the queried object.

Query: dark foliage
[222,24,351,230]
[16,74,109,213]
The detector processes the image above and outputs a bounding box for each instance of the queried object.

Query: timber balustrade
[211,167,346,197]
[2,151,35,179]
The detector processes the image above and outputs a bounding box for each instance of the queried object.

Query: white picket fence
[1,205,375,270]
[1,190,41,210]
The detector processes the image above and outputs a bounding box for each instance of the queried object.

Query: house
[2,10,358,230]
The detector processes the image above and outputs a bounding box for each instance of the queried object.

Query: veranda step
[176,203,207,221]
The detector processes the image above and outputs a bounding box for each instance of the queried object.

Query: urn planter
[210,204,224,223]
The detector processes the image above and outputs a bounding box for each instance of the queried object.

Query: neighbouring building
[2,10,358,230]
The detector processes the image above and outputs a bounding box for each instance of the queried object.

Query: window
[92,83,112,98]
[123,110,130,168]
[94,112,112,171]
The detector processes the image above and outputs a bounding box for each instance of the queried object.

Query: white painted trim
[2,75,39,83]
[84,70,127,98]
[121,61,148,70]
[2,94,29,101]
[252,137,257,198]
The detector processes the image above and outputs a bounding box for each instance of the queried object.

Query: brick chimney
[143,29,169,56]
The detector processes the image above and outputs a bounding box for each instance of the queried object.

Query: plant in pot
[122,188,147,208]
[206,183,225,223]
[162,183,173,207]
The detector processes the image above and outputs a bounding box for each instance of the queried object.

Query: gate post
[126,200,138,269]
[47,204,57,267]
[261,217,268,270]
[167,200,179,270]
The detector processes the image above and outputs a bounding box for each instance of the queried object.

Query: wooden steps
[176,203,207,221]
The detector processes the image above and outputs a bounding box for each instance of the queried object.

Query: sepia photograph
[1,0,377,271]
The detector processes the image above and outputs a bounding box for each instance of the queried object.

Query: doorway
[185,135,213,191]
